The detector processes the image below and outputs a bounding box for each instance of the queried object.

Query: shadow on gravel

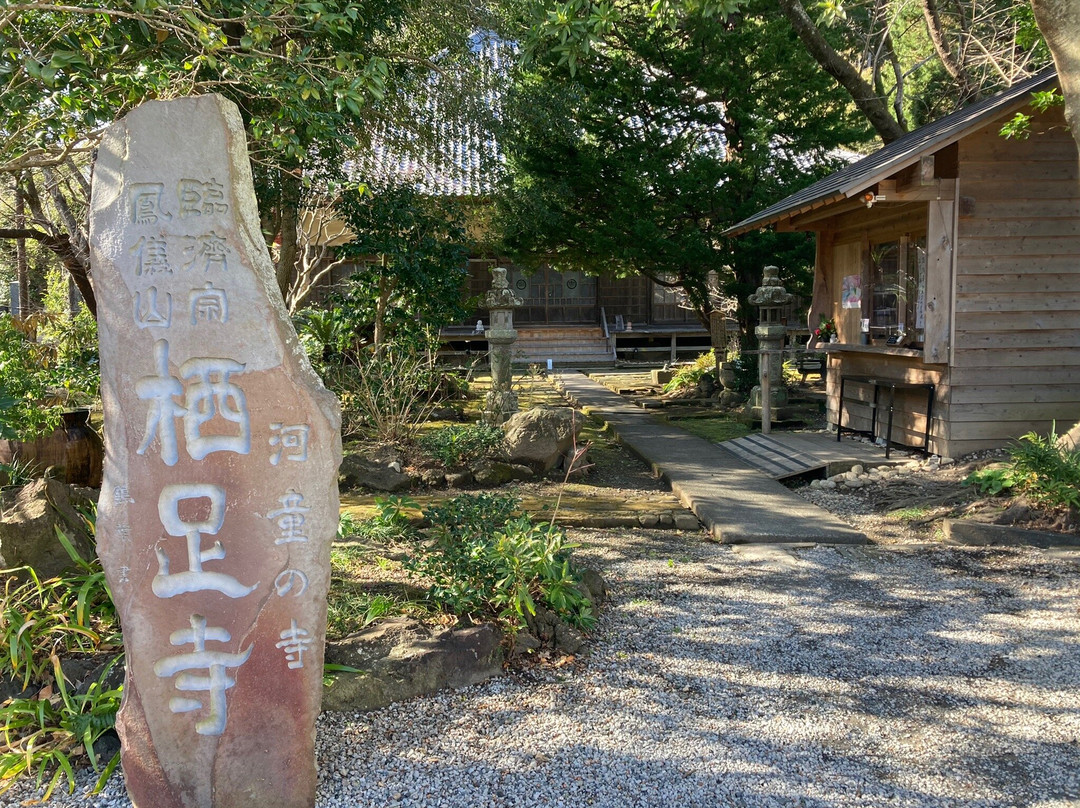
[581,534,1080,806]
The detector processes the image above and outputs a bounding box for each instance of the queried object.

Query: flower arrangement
[814,315,838,341]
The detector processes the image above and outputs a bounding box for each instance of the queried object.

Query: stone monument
[747,265,794,422]
[90,95,341,808]
[483,267,522,425]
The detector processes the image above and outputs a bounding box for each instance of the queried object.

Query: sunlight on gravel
[15,525,1080,808]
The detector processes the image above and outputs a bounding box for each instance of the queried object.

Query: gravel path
[8,528,1080,808]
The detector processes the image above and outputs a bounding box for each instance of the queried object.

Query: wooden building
[726,70,1080,458]
[440,259,712,365]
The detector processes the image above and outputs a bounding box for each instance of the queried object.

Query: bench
[794,353,826,380]
[836,375,935,458]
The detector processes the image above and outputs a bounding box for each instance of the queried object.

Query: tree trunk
[15,180,29,318]
[778,0,908,144]
[276,168,302,301]
[1031,0,1080,446]
[1031,0,1080,153]
[0,227,97,318]
[373,259,391,351]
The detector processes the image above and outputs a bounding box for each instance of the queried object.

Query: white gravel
[8,528,1080,808]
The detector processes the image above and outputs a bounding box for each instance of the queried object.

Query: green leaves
[405,495,596,633]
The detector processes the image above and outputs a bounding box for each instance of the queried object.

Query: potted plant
[0,314,102,486]
[814,315,838,344]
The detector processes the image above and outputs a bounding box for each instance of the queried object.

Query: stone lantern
[483,267,523,425]
[747,265,793,421]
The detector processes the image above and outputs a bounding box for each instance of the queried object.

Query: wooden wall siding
[825,352,947,455]
[949,104,1080,453]
[924,194,955,365]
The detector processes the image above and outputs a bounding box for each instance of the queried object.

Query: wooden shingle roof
[723,69,1059,236]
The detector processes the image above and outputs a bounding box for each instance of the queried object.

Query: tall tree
[497,0,870,336]
[0,1,496,308]
[333,182,470,348]
[1031,0,1080,152]
[776,0,1052,142]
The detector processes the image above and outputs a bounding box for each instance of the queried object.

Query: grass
[888,506,931,522]
[666,414,751,444]
[327,544,428,637]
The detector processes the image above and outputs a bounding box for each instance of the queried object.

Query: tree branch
[777,0,907,143]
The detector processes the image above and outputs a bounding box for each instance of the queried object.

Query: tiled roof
[724,69,1059,236]
[351,33,512,197]
[351,34,859,197]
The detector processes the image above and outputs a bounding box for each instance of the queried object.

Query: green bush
[407,494,595,632]
[662,350,716,393]
[0,312,99,441]
[0,511,121,798]
[965,426,1080,511]
[419,423,506,467]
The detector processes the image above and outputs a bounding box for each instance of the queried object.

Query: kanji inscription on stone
[91,95,341,808]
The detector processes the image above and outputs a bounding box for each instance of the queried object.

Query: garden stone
[502,407,582,472]
[673,512,702,531]
[512,630,543,655]
[638,513,661,528]
[417,467,446,488]
[470,460,517,487]
[322,617,502,712]
[658,512,675,528]
[90,95,341,808]
[445,470,475,488]
[719,390,745,407]
[429,406,464,422]
[525,607,585,655]
[651,369,674,386]
[577,567,608,604]
[0,477,96,579]
[508,464,534,481]
[340,453,414,492]
[697,373,716,397]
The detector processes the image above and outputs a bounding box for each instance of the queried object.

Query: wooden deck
[717,431,892,479]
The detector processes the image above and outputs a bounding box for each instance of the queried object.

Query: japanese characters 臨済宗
[726,69,1080,459]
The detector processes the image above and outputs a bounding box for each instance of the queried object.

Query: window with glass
[870,234,926,342]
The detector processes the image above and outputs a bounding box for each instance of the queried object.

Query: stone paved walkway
[555,371,867,544]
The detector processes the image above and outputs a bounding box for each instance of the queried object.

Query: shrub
[965,425,1080,511]
[334,339,441,442]
[407,494,595,632]
[662,350,716,393]
[419,424,505,467]
[0,511,122,798]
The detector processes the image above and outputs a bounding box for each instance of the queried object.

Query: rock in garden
[502,407,582,472]
[673,512,702,531]
[322,617,502,712]
[470,459,517,487]
[90,96,341,808]
[339,453,414,492]
[445,470,475,488]
[0,477,96,579]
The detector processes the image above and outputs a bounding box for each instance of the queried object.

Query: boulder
[339,453,414,492]
[322,617,503,712]
[524,607,585,655]
[417,467,446,489]
[445,470,474,488]
[470,460,516,487]
[502,407,582,473]
[0,477,97,578]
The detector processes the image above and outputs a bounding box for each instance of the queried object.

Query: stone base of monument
[322,618,503,712]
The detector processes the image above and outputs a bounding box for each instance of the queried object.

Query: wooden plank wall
[951,105,1080,454]
[825,352,947,455]
[822,206,950,453]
